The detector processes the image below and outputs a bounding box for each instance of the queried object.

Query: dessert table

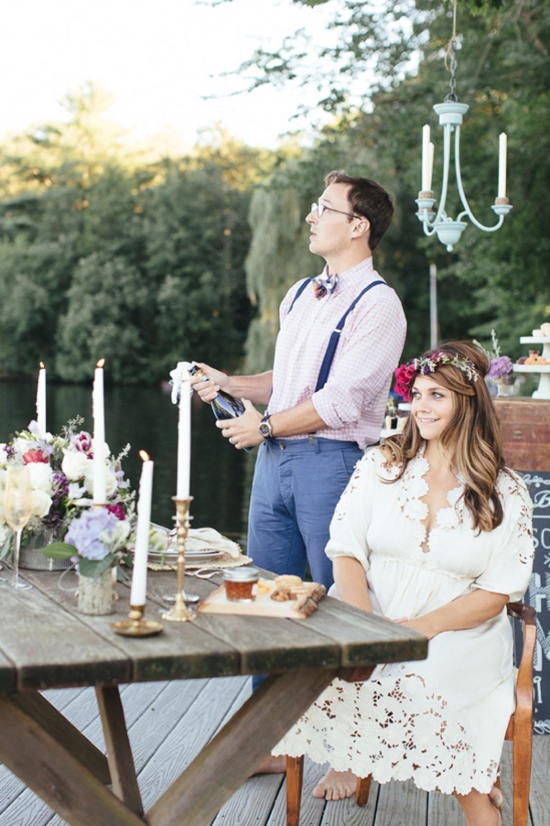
[0,567,427,826]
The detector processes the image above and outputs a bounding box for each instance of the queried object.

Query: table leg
[147,666,339,826]
[6,690,110,784]
[96,685,143,816]
[0,692,145,826]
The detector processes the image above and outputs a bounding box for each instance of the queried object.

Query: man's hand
[216,399,264,449]
[189,362,229,403]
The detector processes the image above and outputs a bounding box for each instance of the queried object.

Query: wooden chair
[286,601,537,826]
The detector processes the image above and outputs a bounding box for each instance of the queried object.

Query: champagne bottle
[188,366,253,451]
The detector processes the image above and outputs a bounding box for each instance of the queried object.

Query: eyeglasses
[310,201,362,220]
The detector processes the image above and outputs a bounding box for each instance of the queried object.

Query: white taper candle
[498,132,507,199]
[176,370,192,499]
[93,359,107,505]
[422,125,431,191]
[36,362,46,437]
[130,451,154,606]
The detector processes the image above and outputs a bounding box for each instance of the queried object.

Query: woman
[271,341,534,826]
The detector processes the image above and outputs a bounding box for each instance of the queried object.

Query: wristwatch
[258,413,274,440]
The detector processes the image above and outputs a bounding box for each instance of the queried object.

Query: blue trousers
[247,437,363,590]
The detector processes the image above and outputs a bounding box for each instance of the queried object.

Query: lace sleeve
[325,447,385,571]
[472,470,535,601]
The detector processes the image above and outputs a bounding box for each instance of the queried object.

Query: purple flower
[488,356,513,378]
[65,509,120,561]
[71,431,93,455]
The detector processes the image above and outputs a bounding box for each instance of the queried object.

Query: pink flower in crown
[394,362,417,402]
[71,431,93,455]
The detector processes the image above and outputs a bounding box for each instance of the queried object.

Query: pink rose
[394,363,417,402]
[23,448,49,464]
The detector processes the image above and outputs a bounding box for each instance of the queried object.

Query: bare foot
[252,754,286,775]
[312,768,357,801]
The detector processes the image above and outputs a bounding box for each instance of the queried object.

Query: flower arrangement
[0,417,138,577]
[485,330,514,380]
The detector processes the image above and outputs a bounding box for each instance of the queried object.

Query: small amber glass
[223,566,259,603]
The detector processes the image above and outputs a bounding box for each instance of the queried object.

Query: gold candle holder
[162,496,197,622]
[112,604,164,636]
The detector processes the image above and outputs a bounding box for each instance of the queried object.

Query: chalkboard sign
[521,471,550,734]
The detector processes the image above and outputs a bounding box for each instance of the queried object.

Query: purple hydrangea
[65,509,120,561]
[488,356,513,378]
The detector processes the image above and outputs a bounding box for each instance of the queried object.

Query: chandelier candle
[421,125,434,193]
[498,133,507,200]
[130,451,154,607]
[36,362,46,437]
[92,359,106,505]
[177,370,192,499]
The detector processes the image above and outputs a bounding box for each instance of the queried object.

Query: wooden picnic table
[0,567,427,826]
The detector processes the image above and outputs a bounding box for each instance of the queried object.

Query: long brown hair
[382,341,505,532]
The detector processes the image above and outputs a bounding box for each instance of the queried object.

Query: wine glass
[3,466,33,590]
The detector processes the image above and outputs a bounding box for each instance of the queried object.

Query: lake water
[0,381,253,546]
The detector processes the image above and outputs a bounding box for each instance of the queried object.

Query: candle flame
[39,362,45,369]
[139,450,150,462]
[97,358,105,368]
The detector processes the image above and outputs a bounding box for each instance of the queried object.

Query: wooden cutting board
[197,581,326,618]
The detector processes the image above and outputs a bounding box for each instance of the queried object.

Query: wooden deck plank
[372,778,427,826]
[530,735,550,826]
[0,679,548,826]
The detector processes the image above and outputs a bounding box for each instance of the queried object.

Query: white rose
[0,445,8,468]
[62,450,91,481]
[27,463,54,495]
[101,518,131,551]
[31,490,53,518]
[12,436,33,459]
[84,467,118,498]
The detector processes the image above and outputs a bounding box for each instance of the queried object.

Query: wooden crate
[494,397,550,471]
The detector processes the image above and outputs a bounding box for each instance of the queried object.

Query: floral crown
[394,351,478,402]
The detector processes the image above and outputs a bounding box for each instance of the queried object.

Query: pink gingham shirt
[269,257,406,449]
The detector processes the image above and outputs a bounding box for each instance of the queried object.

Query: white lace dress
[273,446,534,795]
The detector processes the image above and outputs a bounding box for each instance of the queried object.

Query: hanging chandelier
[415,0,512,251]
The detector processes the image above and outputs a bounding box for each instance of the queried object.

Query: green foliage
[0,86,262,383]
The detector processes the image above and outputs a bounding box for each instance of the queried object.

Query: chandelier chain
[444,0,459,102]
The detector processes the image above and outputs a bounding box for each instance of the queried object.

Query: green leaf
[39,541,76,559]
[78,554,116,579]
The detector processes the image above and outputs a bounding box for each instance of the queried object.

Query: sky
[0,0,337,149]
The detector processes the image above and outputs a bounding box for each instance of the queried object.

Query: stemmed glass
[3,466,33,590]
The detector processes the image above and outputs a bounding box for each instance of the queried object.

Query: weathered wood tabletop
[0,568,428,826]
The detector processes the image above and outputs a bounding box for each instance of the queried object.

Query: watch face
[259,422,272,438]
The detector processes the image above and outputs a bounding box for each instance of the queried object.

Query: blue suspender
[315,280,386,391]
[287,278,387,392]
[288,278,313,313]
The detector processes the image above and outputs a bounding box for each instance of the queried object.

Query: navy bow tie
[313,272,339,300]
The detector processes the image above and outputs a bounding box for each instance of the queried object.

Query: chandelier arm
[454,125,506,232]
[430,124,452,227]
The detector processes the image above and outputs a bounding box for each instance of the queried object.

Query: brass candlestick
[112,604,163,637]
[162,496,197,622]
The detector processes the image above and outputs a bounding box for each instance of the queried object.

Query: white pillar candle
[421,124,431,191]
[93,359,107,505]
[36,362,46,437]
[130,450,154,606]
[176,370,192,499]
[498,132,507,199]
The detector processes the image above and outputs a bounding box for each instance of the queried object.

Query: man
[191,170,406,589]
